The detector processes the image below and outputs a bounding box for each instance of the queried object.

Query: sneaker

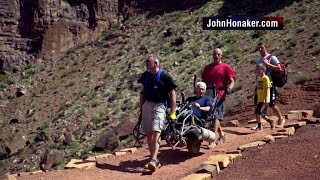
[251,125,263,131]
[276,119,286,128]
[266,118,276,129]
[208,142,217,149]
[217,134,226,143]
[147,159,161,172]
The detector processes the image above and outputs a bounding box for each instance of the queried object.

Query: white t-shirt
[256,54,280,80]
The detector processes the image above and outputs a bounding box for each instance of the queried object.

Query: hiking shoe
[251,125,263,131]
[208,142,217,149]
[217,134,226,144]
[276,119,286,128]
[147,159,161,172]
[266,118,276,129]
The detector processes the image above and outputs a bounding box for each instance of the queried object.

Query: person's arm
[228,77,235,89]
[263,56,281,72]
[193,102,210,112]
[168,90,176,113]
[265,87,270,103]
[199,105,211,112]
[265,77,271,103]
[264,60,281,72]
[139,85,144,113]
[225,65,236,94]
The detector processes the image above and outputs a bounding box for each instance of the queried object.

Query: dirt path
[216,124,320,180]
[14,120,308,180]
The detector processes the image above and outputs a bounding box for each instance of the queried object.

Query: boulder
[63,131,73,145]
[39,149,64,171]
[94,131,120,151]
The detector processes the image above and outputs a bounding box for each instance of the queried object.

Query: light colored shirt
[256,54,280,80]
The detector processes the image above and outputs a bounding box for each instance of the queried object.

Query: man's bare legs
[270,105,285,126]
[215,119,225,143]
[146,131,161,161]
[209,119,225,148]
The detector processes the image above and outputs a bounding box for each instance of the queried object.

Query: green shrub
[60,70,69,78]
[284,18,291,24]
[0,84,7,91]
[295,74,309,84]
[91,109,110,125]
[67,44,85,55]
[0,74,15,91]
[67,47,77,55]
[65,81,75,88]
[314,48,320,55]
[312,30,320,37]
[84,49,94,58]
[298,6,307,14]
[288,37,298,48]
[26,64,33,69]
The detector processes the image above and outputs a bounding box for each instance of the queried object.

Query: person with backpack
[254,42,286,127]
[201,48,235,149]
[138,54,177,172]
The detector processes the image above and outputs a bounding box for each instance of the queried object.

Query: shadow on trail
[224,129,253,136]
[96,157,149,173]
[96,147,204,175]
[158,148,204,166]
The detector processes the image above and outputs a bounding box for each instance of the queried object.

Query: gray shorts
[141,101,166,133]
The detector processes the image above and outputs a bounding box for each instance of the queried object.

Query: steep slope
[0,0,319,174]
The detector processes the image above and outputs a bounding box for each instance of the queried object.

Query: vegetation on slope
[0,0,319,173]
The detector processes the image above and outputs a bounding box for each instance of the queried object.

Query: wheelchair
[133,84,219,155]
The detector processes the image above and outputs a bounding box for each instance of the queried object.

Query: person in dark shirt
[186,82,213,120]
[138,54,177,172]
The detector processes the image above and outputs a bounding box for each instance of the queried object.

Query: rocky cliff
[0,0,118,73]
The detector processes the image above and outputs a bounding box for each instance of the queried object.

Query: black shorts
[254,85,277,108]
[269,85,277,107]
[255,102,267,115]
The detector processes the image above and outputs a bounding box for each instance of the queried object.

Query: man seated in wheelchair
[179,82,213,125]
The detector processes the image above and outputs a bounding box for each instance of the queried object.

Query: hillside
[0,0,319,174]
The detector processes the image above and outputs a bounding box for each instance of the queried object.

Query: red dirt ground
[216,124,320,180]
[14,121,320,180]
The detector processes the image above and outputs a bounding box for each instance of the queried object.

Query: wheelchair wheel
[187,139,201,155]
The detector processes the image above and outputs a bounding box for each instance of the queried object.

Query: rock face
[0,0,203,73]
[0,0,118,73]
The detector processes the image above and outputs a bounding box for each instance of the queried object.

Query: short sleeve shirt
[257,74,272,103]
[256,54,280,80]
[185,95,212,119]
[138,69,177,102]
[201,62,235,99]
